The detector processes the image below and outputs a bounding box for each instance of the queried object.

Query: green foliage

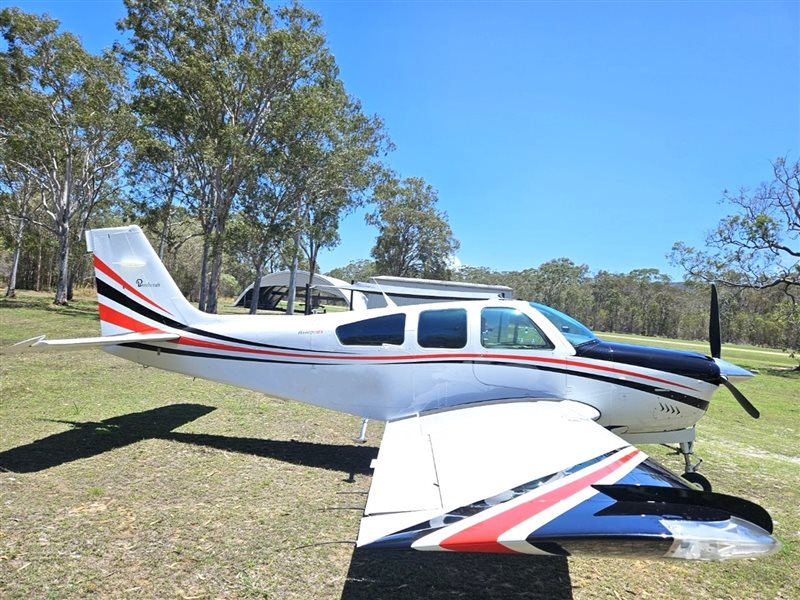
[326,258,376,282]
[671,157,799,294]
[367,176,460,279]
[453,261,798,352]
[669,158,799,355]
[119,0,343,313]
[0,7,134,304]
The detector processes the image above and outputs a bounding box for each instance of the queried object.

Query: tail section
[87,225,211,336]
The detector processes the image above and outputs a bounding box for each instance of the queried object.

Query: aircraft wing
[358,400,777,560]
[0,332,180,355]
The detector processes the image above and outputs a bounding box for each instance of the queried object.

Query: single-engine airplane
[2,226,779,561]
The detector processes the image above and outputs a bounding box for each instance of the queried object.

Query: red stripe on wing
[438,448,641,554]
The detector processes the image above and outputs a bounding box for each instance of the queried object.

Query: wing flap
[1,332,180,355]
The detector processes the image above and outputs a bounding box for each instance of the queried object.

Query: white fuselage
[105,300,715,437]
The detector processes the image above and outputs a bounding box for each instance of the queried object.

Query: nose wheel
[677,441,712,492]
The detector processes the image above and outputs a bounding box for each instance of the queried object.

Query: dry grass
[1,292,797,599]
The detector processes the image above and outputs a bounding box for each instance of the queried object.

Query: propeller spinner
[709,284,760,419]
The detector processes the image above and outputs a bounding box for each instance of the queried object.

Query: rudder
[87,225,210,336]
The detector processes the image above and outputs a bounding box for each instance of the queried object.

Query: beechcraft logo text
[135,279,161,288]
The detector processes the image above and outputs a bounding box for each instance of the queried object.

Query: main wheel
[683,471,712,492]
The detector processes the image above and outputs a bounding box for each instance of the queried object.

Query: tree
[527,258,590,317]
[671,158,799,298]
[367,176,459,279]
[298,95,388,291]
[243,79,390,314]
[0,160,41,297]
[0,8,133,304]
[327,258,375,282]
[226,211,287,313]
[119,0,340,313]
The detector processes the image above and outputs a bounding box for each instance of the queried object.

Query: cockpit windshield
[529,302,598,348]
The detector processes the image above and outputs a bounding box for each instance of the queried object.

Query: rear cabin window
[418,308,467,349]
[336,314,406,346]
[480,307,553,350]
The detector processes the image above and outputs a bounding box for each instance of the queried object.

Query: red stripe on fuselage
[99,303,165,334]
[438,448,641,554]
[93,284,699,393]
[93,256,172,316]
[167,332,698,392]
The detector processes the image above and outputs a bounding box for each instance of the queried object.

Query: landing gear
[354,418,369,443]
[678,441,712,492]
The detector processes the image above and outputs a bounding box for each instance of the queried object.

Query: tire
[683,471,712,492]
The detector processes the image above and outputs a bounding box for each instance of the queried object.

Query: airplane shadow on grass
[0,403,377,477]
[342,549,573,600]
[0,403,574,599]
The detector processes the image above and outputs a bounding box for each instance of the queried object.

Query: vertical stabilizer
[87,226,211,336]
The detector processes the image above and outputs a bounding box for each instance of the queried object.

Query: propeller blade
[709,284,721,359]
[720,377,760,419]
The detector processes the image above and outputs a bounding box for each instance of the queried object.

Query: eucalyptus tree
[119,0,339,313]
[670,158,800,357]
[124,134,193,260]
[0,154,41,297]
[527,258,590,318]
[671,158,799,296]
[327,259,376,283]
[0,8,133,304]
[231,168,295,314]
[242,79,390,314]
[368,176,460,279]
[295,91,389,293]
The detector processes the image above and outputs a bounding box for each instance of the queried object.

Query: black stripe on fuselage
[96,278,351,354]
[476,360,709,411]
[119,343,710,411]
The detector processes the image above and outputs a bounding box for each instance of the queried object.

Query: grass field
[1,291,798,599]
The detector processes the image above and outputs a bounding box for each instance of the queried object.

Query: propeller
[719,377,761,419]
[709,284,760,419]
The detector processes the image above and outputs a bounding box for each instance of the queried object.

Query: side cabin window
[480,307,553,350]
[418,308,467,349]
[336,314,406,346]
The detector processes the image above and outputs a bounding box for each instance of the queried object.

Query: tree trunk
[54,220,71,305]
[307,241,319,310]
[158,200,172,260]
[53,155,73,305]
[158,163,178,260]
[6,216,26,298]
[35,236,43,291]
[207,228,225,314]
[249,261,263,315]
[286,229,301,315]
[198,233,211,312]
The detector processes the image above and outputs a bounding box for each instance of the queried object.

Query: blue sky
[5,0,799,278]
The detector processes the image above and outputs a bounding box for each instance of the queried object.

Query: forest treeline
[7,217,798,351]
[328,258,800,352]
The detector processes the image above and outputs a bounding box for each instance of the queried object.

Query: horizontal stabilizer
[1,332,179,355]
